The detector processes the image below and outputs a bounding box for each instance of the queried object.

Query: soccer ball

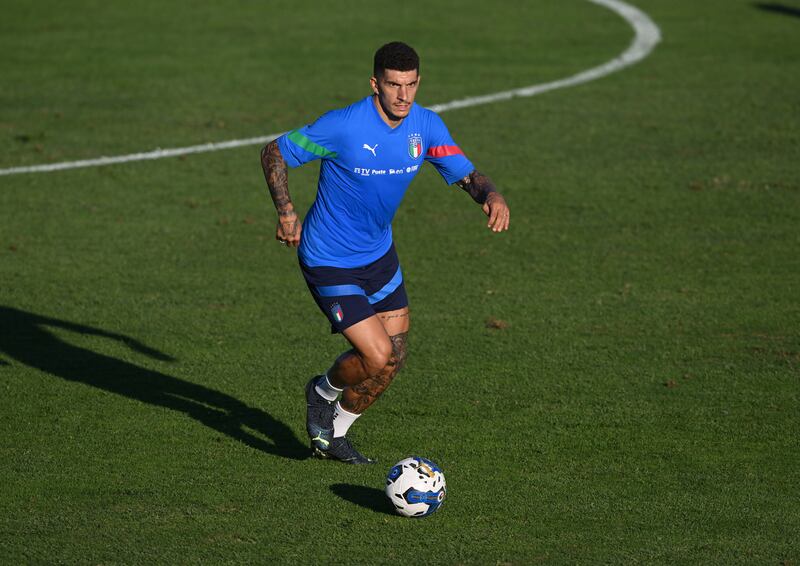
[385,456,446,518]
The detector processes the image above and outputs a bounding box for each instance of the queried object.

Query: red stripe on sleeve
[426,145,464,158]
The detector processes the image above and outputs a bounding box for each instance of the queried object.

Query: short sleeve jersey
[277,95,474,268]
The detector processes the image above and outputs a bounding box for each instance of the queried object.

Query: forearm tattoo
[455,169,497,204]
[260,141,294,216]
[347,332,409,413]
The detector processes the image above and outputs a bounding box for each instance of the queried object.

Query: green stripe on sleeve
[287,130,338,159]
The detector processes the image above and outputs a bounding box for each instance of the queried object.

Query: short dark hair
[373,42,419,78]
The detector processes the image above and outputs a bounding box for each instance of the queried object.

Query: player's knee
[360,340,393,375]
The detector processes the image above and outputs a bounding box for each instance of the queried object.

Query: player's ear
[370,76,379,95]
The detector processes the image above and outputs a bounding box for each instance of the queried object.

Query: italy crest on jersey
[408,134,423,159]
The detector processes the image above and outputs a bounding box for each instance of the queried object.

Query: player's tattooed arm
[261,140,293,215]
[261,140,302,246]
[455,169,498,204]
[455,169,510,232]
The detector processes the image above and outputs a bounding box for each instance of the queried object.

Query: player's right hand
[276,211,302,247]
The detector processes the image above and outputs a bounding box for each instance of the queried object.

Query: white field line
[0,0,660,177]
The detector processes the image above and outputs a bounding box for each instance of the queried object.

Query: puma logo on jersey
[362,143,378,156]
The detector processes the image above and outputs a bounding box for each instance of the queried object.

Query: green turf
[1,0,799,563]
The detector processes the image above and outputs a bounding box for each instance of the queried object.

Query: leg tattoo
[342,332,408,414]
[389,332,408,372]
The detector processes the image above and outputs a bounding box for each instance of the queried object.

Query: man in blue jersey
[260,42,509,464]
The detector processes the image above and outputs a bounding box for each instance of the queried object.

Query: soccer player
[260,42,510,464]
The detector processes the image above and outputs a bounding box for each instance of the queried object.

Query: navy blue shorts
[300,244,408,333]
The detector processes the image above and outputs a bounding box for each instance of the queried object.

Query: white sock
[332,401,360,438]
[314,373,342,402]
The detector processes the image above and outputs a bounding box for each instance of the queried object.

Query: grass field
[1,0,799,563]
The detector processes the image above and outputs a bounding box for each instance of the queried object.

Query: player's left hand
[481,192,510,232]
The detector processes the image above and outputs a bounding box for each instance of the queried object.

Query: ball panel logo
[408,134,422,159]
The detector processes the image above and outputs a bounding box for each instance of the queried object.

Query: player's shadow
[754,2,800,18]
[330,483,395,516]
[0,305,307,460]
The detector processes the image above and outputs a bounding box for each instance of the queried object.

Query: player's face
[370,69,420,123]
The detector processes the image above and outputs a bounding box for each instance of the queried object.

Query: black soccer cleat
[305,375,335,452]
[313,436,376,465]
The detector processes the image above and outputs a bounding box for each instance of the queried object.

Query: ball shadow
[330,483,396,516]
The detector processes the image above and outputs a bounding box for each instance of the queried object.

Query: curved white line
[0,0,660,177]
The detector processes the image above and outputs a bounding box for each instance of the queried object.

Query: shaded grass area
[1,0,799,563]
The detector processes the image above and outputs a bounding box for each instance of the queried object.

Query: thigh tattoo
[378,311,409,322]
